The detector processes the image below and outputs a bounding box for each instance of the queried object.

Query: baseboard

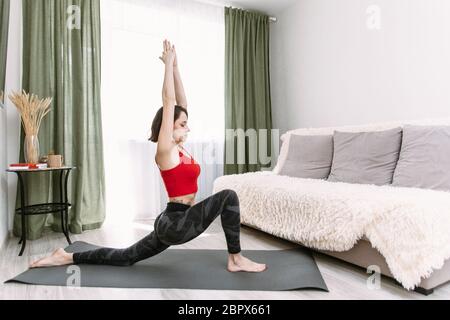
[0,231,10,252]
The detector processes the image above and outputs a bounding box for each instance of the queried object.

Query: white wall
[0,94,7,248]
[271,0,450,136]
[0,0,22,249]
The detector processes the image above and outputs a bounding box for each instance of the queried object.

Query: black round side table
[6,166,76,256]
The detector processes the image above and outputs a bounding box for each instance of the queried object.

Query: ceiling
[233,0,298,14]
[206,0,298,15]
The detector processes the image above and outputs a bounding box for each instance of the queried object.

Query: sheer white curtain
[101,0,225,226]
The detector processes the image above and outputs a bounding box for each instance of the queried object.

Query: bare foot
[227,254,267,273]
[29,248,73,269]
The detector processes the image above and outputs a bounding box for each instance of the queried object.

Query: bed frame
[319,238,450,295]
[243,224,450,295]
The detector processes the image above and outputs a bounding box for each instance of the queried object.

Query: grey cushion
[392,125,450,191]
[328,127,403,185]
[279,134,334,179]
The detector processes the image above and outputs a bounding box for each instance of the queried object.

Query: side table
[6,166,76,256]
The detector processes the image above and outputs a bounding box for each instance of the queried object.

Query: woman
[30,40,266,273]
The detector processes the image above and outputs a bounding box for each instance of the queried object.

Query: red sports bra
[158,148,201,198]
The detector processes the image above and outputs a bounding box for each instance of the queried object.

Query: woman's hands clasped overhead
[159,39,177,66]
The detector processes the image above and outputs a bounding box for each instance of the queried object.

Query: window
[101,0,225,225]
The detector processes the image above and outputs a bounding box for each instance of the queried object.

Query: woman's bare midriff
[169,193,196,206]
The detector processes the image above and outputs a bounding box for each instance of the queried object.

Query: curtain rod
[197,0,277,22]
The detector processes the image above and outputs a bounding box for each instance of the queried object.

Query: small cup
[48,155,64,168]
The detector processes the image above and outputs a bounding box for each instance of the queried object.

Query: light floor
[1,219,449,300]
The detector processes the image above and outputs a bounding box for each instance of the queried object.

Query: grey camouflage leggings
[72,189,242,266]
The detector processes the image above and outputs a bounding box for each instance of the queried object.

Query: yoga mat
[5,241,328,291]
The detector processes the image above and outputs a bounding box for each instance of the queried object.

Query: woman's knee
[121,259,135,267]
[220,189,239,206]
[119,249,138,266]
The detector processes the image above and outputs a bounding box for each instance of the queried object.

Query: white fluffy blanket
[213,171,450,290]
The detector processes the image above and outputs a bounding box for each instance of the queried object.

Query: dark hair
[148,105,188,143]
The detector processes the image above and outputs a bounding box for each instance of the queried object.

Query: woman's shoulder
[155,143,181,169]
[156,141,178,157]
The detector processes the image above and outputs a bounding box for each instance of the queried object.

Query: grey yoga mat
[6,241,328,291]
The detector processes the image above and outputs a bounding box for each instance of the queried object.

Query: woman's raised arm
[158,40,177,153]
[173,46,188,109]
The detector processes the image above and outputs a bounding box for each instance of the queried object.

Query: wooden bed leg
[414,286,434,296]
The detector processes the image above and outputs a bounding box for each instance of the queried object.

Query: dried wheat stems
[8,90,52,136]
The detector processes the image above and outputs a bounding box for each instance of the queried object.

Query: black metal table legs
[15,169,73,256]
[59,169,72,245]
[17,172,27,256]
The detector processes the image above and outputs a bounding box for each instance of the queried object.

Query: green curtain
[0,0,9,103]
[14,0,106,240]
[224,7,273,175]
